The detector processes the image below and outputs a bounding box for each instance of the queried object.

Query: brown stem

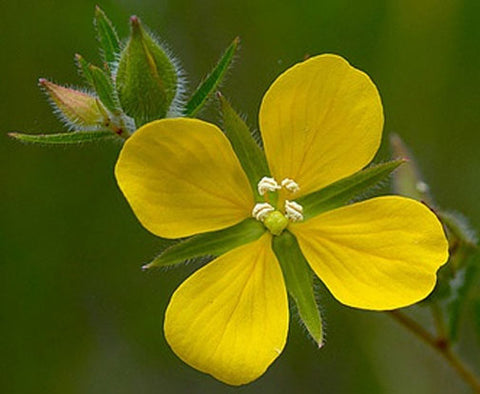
[388,310,480,393]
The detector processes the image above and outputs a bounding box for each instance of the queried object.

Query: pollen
[281,178,300,193]
[285,200,304,222]
[257,177,281,195]
[252,202,275,221]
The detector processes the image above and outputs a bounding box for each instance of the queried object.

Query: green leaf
[219,94,270,199]
[143,219,265,270]
[94,6,121,67]
[74,54,95,88]
[8,130,116,144]
[116,16,178,126]
[184,37,239,117]
[445,249,480,342]
[273,231,323,346]
[88,64,120,114]
[298,160,405,220]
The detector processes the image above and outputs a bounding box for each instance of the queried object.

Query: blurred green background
[1,0,479,393]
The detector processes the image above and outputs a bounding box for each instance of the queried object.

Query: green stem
[388,310,480,393]
[431,303,448,342]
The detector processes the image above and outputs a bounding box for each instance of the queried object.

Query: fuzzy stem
[388,310,480,393]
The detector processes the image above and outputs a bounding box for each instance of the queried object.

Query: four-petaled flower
[115,54,448,385]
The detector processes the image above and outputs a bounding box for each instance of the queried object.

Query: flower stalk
[388,310,480,393]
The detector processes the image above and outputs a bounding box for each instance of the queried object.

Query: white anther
[281,178,300,193]
[252,202,275,221]
[285,200,304,222]
[257,177,281,195]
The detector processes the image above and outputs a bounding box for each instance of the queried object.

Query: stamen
[281,178,300,193]
[257,177,281,195]
[252,202,275,221]
[285,200,304,222]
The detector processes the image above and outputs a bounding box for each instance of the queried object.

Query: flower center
[252,177,304,235]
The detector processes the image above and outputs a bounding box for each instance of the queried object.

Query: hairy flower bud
[39,79,108,129]
[116,16,180,126]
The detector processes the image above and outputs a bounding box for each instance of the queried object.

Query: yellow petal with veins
[115,118,254,238]
[260,54,383,198]
[164,233,289,385]
[290,196,448,310]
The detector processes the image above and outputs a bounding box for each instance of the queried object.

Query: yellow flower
[115,54,448,385]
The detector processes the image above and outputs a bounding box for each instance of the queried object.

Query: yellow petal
[290,196,448,310]
[164,234,289,385]
[115,118,254,238]
[259,54,383,197]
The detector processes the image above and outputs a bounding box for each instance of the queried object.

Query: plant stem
[388,310,480,393]
[431,303,448,342]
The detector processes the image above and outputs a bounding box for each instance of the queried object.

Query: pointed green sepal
[88,64,120,114]
[298,160,405,220]
[219,94,270,199]
[116,16,178,126]
[184,37,239,117]
[143,219,266,270]
[94,6,121,67]
[8,130,116,144]
[273,231,323,346]
[74,54,95,88]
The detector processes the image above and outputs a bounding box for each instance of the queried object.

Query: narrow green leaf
[8,130,116,144]
[94,6,121,66]
[219,94,270,199]
[184,37,239,117]
[144,219,265,270]
[89,64,120,113]
[74,54,95,88]
[298,160,404,220]
[446,249,480,342]
[273,231,323,346]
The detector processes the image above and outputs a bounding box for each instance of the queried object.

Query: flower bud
[39,78,108,129]
[116,16,179,126]
[390,133,433,205]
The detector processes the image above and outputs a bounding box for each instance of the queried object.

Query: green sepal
[298,160,404,220]
[143,219,265,270]
[116,16,178,126]
[445,248,480,342]
[184,37,239,117]
[74,54,95,88]
[88,64,120,114]
[219,94,270,199]
[273,231,323,346]
[94,6,121,67]
[8,130,116,144]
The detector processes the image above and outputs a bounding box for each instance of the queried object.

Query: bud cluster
[14,6,239,144]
